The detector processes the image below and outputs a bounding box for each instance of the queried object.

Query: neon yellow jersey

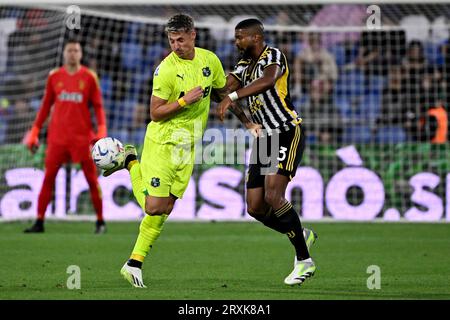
[148,47,226,145]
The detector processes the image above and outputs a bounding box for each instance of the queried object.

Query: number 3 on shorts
[277,146,288,161]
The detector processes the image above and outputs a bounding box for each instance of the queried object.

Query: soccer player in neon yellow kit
[103,14,235,288]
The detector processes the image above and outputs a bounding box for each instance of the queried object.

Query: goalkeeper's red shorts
[45,142,92,166]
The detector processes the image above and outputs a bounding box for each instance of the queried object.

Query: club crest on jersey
[202,66,211,77]
[151,177,160,188]
[79,80,85,90]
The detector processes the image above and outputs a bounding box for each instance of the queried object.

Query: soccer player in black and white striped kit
[218,18,317,286]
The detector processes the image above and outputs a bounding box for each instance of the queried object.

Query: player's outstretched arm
[216,75,243,122]
[230,103,262,137]
[211,74,240,102]
[218,65,282,122]
[236,64,283,98]
[150,86,204,122]
[216,75,261,137]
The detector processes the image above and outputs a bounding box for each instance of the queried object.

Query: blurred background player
[218,19,317,286]
[102,14,229,288]
[24,39,107,234]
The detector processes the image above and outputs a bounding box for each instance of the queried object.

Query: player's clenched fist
[183,86,204,105]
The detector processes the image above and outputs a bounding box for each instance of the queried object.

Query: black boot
[95,220,107,234]
[24,219,44,233]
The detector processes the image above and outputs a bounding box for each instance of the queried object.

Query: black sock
[253,208,285,234]
[273,202,310,261]
[127,259,142,269]
[124,154,137,169]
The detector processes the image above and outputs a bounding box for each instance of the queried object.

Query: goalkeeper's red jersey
[33,65,106,146]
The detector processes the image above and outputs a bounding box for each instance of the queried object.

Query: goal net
[1,1,450,222]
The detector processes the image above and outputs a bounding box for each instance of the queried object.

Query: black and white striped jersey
[230,45,301,135]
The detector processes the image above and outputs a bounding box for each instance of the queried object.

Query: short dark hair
[64,38,81,48]
[235,18,264,34]
[165,14,194,33]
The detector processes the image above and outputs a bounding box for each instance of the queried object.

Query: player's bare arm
[150,86,203,122]
[230,102,262,138]
[214,75,262,137]
[218,64,282,121]
[214,75,247,122]
[211,74,240,102]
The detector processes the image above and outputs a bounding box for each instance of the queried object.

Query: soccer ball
[91,137,125,170]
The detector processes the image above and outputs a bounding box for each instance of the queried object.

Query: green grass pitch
[0,221,449,300]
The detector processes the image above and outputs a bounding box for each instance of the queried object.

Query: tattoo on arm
[211,87,229,102]
[229,102,251,125]
[212,75,242,102]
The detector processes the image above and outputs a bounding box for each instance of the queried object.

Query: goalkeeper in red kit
[24,39,107,234]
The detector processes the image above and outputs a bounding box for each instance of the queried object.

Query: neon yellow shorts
[139,136,194,199]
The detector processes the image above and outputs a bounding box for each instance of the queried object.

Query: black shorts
[246,124,306,189]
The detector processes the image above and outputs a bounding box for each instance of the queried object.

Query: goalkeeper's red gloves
[23,125,40,154]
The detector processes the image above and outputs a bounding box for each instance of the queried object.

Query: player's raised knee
[144,202,173,216]
[144,205,163,216]
[246,203,265,218]
[246,207,258,218]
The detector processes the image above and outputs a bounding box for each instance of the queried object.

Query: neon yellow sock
[129,161,146,211]
[131,214,168,259]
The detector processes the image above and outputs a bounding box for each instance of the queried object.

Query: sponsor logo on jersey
[58,91,83,103]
